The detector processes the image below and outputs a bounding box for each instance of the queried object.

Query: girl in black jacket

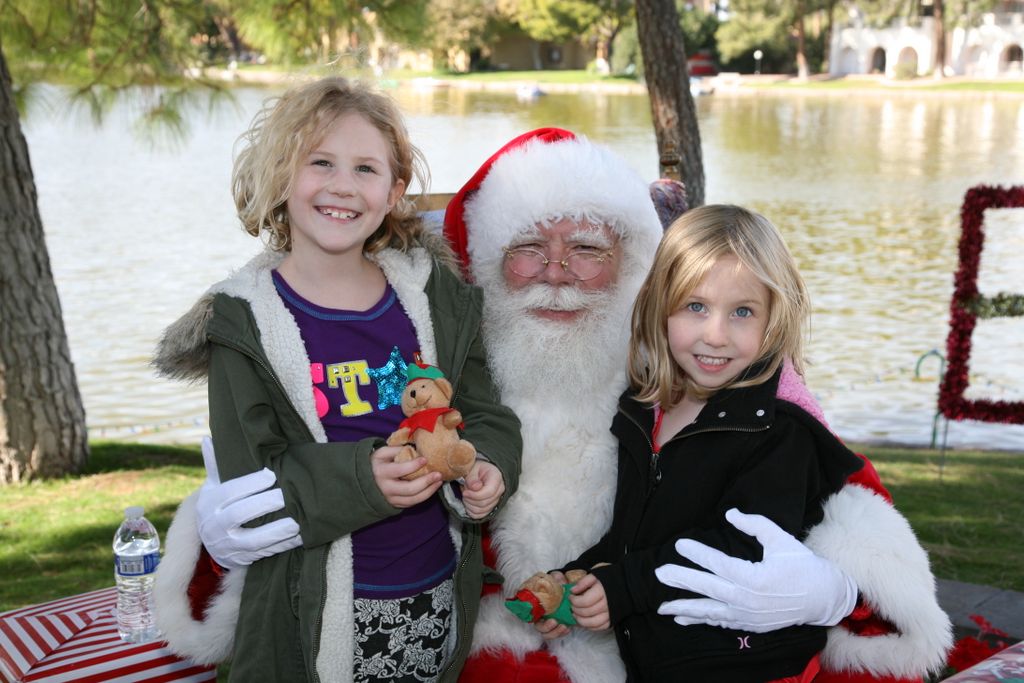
[555,205,863,682]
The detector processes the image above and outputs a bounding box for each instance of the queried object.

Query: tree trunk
[212,16,243,60]
[635,0,705,207]
[933,0,946,78]
[823,0,836,73]
[795,1,809,79]
[606,24,620,68]
[0,43,89,483]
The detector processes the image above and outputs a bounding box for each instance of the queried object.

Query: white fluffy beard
[475,263,635,581]
[477,273,632,405]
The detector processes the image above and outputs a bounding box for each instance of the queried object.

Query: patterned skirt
[352,578,454,682]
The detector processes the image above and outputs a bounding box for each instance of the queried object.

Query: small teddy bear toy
[386,362,476,481]
[505,570,589,626]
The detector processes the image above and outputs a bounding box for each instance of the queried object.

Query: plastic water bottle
[112,506,161,643]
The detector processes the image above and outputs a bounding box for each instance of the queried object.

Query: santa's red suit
[154,129,951,683]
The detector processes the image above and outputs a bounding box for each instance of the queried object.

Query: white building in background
[830,5,1024,78]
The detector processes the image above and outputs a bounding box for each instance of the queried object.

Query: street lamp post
[754,49,763,75]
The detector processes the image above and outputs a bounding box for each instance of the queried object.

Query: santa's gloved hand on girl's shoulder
[655,508,857,633]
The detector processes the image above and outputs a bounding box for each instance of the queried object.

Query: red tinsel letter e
[939,185,1024,424]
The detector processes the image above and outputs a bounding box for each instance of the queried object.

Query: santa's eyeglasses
[502,245,615,281]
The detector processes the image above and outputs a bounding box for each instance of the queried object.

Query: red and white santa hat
[443,127,663,281]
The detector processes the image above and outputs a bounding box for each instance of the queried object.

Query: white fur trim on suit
[153,492,247,665]
[806,484,953,678]
[463,136,663,268]
[154,247,441,680]
[549,628,626,683]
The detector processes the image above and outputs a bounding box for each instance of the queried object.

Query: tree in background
[426,0,494,69]
[0,0,220,482]
[716,0,835,76]
[680,3,723,56]
[933,0,945,76]
[582,0,635,68]
[635,0,705,206]
[216,0,428,66]
[500,0,633,68]
[611,3,718,77]
[730,0,838,74]
[716,1,793,72]
[820,0,838,72]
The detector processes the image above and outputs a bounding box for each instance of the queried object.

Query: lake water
[20,83,1024,450]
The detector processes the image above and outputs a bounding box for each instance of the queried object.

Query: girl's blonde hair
[628,204,810,407]
[232,77,429,252]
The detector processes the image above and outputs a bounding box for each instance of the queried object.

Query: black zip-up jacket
[564,368,862,682]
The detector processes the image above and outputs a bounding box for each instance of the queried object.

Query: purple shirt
[273,271,456,599]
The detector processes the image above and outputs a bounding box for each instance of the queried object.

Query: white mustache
[509,283,609,313]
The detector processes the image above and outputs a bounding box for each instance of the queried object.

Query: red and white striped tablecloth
[0,587,215,683]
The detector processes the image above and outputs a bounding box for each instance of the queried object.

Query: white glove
[655,508,857,633]
[196,436,303,570]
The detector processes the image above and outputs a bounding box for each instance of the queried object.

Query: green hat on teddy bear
[406,362,446,384]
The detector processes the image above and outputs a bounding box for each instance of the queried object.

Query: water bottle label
[115,552,160,576]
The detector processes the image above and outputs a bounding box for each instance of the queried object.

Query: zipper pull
[649,405,664,491]
[648,450,662,491]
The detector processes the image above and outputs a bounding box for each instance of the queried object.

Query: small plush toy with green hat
[387,362,476,481]
[505,569,589,626]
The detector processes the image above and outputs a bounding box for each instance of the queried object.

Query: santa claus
[446,128,664,682]
[156,128,951,683]
[445,129,950,683]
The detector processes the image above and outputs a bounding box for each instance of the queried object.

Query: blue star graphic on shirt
[366,346,409,410]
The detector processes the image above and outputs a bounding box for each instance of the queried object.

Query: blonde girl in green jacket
[152,77,521,683]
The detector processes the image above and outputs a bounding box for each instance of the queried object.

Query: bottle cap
[124,506,144,519]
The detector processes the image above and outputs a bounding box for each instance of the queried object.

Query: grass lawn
[0,442,206,611]
[854,444,1024,592]
[432,69,637,85]
[1,441,1021,605]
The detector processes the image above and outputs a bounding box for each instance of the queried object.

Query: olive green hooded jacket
[152,243,521,682]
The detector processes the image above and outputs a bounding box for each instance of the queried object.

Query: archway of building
[1001,44,1023,73]
[897,46,919,76]
[871,47,887,74]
